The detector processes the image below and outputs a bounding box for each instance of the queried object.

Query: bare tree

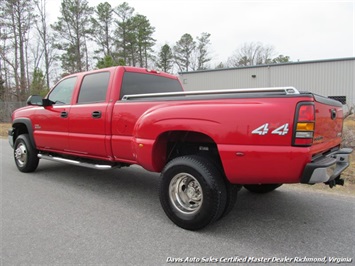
[0,0,35,101]
[34,0,53,89]
[227,42,276,67]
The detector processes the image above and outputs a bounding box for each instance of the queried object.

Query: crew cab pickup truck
[8,66,353,230]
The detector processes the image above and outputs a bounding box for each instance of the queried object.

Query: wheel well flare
[152,130,221,172]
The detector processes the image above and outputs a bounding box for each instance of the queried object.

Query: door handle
[60,111,68,118]
[92,111,102,118]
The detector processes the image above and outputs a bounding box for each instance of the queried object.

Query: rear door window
[77,72,110,104]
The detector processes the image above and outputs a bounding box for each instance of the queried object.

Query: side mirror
[42,98,53,107]
[26,95,53,107]
[26,95,43,106]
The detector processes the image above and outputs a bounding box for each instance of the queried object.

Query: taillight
[293,103,315,146]
[298,105,315,121]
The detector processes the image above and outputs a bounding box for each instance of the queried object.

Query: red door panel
[68,103,108,159]
[33,105,69,151]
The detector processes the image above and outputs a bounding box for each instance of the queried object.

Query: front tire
[159,155,227,230]
[244,184,282,193]
[13,134,39,173]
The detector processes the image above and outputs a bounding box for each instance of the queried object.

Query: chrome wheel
[160,156,227,230]
[13,134,39,172]
[15,143,27,167]
[169,173,203,214]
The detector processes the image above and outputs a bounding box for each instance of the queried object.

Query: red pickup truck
[8,66,352,230]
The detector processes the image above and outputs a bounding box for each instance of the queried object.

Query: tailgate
[313,94,343,150]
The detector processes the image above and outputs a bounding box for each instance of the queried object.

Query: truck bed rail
[122,87,300,101]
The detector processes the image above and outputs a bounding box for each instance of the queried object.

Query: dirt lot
[1,116,354,195]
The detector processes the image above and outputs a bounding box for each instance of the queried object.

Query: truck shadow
[205,188,354,256]
[34,161,353,256]
[35,161,163,217]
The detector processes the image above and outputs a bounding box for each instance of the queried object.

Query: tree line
[0,0,290,102]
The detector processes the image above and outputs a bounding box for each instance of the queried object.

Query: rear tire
[13,134,39,173]
[159,155,226,230]
[244,184,282,193]
[219,182,241,219]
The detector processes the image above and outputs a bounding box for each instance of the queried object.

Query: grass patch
[342,115,355,186]
[0,123,11,138]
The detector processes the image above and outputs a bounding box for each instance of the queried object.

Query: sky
[51,0,355,67]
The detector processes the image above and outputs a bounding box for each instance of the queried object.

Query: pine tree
[30,68,47,96]
[113,2,134,66]
[91,2,114,58]
[51,0,94,74]
[196,32,211,70]
[173,33,196,72]
[157,44,173,72]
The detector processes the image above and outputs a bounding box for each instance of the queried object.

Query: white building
[179,57,355,105]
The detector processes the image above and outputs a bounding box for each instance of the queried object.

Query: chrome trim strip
[122,87,300,100]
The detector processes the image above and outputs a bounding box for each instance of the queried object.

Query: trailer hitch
[325,176,345,188]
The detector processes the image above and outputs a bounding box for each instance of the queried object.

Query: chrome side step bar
[38,154,117,170]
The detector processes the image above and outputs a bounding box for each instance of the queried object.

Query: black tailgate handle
[92,111,102,118]
[330,109,337,120]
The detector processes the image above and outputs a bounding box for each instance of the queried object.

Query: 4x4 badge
[252,123,289,136]
[252,123,269,135]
